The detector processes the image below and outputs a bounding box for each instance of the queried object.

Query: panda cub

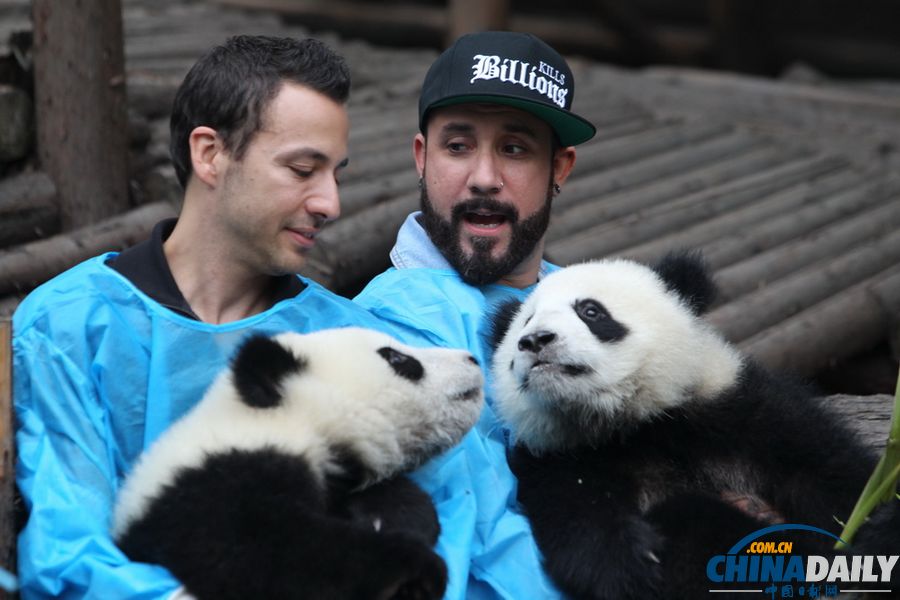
[491,252,899,600]
[112,327,483,600]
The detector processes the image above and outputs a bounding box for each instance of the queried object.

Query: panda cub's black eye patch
[574,299,629,342]
[576,299,606,322]
[377,347,424,382]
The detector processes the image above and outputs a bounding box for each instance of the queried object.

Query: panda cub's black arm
[510,447,665,600]
[338,475,441,545]
[488,299,522,352]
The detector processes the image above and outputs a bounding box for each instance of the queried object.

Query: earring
[417,177,424,189]
[553,183,561,195]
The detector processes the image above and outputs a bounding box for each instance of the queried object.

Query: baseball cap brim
[428,93,596,147]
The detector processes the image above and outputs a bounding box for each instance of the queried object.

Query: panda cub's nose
[518,331,556,353]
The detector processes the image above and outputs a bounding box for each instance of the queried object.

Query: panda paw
[544,515,665,600]
[385,548,447,600]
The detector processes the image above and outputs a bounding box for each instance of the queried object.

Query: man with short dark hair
[355,31,596,598]
[14,35,389,599]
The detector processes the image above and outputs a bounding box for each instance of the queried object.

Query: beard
[419,182,553,286]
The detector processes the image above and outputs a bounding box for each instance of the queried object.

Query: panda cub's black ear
[489,299,523,350]
[230,334,307,409]
[652,249,717,315]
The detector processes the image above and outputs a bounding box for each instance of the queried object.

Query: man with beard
[355,31,595,599]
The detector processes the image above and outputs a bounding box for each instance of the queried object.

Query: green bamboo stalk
[836,370,900,550]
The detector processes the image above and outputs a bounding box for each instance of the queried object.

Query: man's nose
[466,151,503,196]
[308,177,341,223]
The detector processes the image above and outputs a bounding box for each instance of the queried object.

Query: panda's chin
[522,361,591,388]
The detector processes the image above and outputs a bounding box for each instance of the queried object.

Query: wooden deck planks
[0,0,896,378]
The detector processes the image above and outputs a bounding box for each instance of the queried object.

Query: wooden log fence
[712,192,900,302]
[0,299,19,320]
[0,0,896,382]
[618,170,892,271]
[738,264,900,375]
[827,394,894,453]
[545,141,841,248]
[0,319,14,596]
[0,201,175,297]
[546,155,851,265]
[570,144,800,255]
[0,172,58,249]
[708,228,900,344]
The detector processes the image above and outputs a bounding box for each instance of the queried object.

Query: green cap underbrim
[427,94,596,146]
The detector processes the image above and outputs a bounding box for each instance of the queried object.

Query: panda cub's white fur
[489,252,900,600]
[493,258,742,454]
[112,326,483,600]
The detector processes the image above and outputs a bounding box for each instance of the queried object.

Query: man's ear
[413,132,426,179]
[552,146,577,188]
[188,126,226,188]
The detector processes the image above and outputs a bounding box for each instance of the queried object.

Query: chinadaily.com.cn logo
[706,524,899,598]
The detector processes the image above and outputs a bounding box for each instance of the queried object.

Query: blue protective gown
[13,253,393,599]
[354,212,564,599]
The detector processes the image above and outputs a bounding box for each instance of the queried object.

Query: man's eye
[503,144,526,155]
[290,167,313,178]
[447,142,468,153]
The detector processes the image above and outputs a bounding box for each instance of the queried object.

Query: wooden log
[548,130,764,242]
[0,298,20,320]
[702,179,900,270]
[554,119,735,212]
[825,394,893,452]
[592,65,900,168]
[0,172,59,249]
[713,193,900,302]
[621,172,893,271]
[0,319,14,593]
[340,144,412,184]
[708,228,900,344]
[126,74,182,120]
[0,201,176,296]
[348,122,416,162]
[642,66,900,120]
[737,264,900,376]
[33,0,131,230]
[587,116,658,142]
[125,30,250,62]
[122,0,277,36]
[448,0,509,43]
[348,105,418,148]
[338,170,417,219]
[546,156,851,265]
[551,145,797,246]
[301,190,418,294]
[571,102,652,134]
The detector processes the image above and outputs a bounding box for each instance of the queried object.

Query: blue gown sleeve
[13,327,181,599]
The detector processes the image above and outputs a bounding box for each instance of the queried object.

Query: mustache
[450,197,519,223]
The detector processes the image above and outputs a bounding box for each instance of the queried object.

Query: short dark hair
[169,35,351,188]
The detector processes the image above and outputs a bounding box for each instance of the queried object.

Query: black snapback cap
[418,31,596,146]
